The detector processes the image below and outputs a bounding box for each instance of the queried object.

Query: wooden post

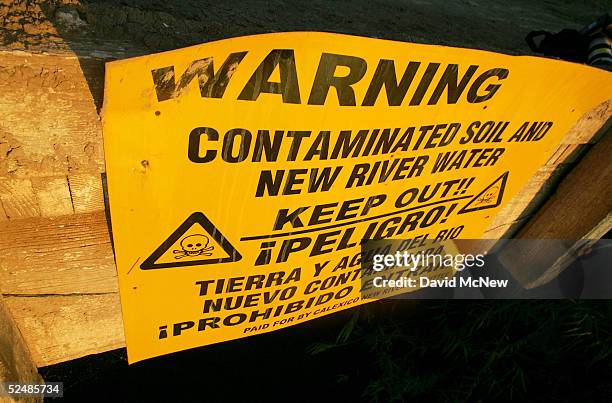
[0,212,125,367]
[0,294,42,403]
[498,129,612,288]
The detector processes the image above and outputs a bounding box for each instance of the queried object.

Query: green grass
[309,301,612,402]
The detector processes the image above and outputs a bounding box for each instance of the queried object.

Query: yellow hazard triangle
[140,212,242,270]
[458,171,508,214]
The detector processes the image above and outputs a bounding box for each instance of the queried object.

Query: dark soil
[1,0,611,55]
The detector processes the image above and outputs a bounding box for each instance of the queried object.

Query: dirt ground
[1,0,611,55]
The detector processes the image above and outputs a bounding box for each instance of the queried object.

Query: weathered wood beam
[0,50,105,180]
[482,101,611,241]
[498,129,612,288]
[3,294,124,368]
[0,212,124,367]
[0,294,42,402]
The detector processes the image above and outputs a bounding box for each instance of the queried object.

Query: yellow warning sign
[102,32,612,362]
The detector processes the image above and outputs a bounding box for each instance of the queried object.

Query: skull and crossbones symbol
[173,234,214,259]
[475,186,499,206]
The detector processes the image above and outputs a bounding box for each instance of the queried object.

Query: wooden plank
[481,100,611,242]
[0,51,106,179]
[68,174,106,214]
[0,212,123,367]
[0,212,117,295]
[0,179,39,220]
[498,130,612,288]
[0,294,42,402]
[30,176,73,217]
[0,174,106,220]
[3,294,124,368]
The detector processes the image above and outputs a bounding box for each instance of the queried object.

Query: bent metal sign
[102,32,612,362]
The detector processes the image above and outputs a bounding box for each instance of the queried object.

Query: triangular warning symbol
[140,212,242,270]
[458,171,509,214]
